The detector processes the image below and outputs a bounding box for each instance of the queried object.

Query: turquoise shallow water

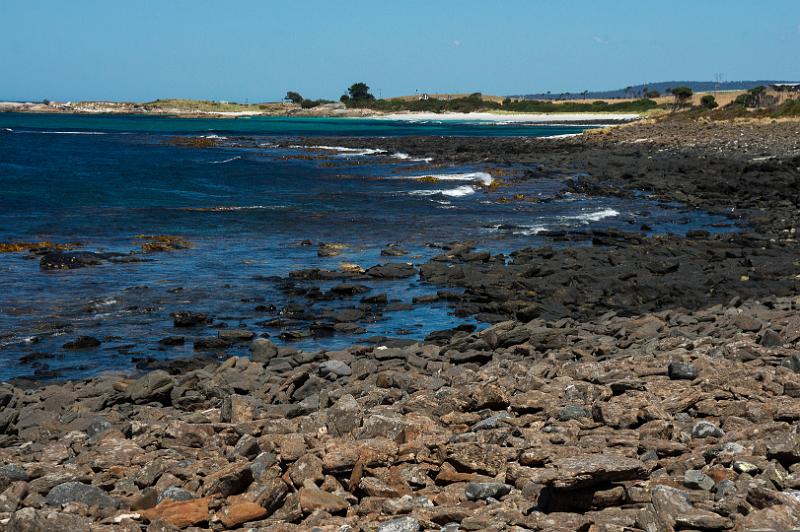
[0,114,737,381]
[0,112,598,137]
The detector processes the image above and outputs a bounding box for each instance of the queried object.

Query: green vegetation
[285,91,303,104]
[700,94,718,109]
[342,84,658,114]
[669,87,693,109]
[144,99,260,112]
[346,82,375,102]
[503,98,658,113]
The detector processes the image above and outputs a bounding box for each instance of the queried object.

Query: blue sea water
[0,113,737,381]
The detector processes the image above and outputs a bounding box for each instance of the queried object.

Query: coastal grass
[143,99,275,112]
[346,94,658,114]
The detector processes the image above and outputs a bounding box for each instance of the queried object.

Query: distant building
[771,83,800,93]
[419,93,429,101]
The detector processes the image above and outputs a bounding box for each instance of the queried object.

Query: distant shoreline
[0,101,640,124]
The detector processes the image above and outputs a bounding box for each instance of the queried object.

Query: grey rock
[558,404,592,421]
[127,370,174,404]
[760,329,783,347]
[782,354,800,373]
[377,516,421,532]
[692,421,724,439]
[156,486,194,504]
[0,464,28,482]
[714,479,737,500]
[465,482,513,501]
[470,412,511,431]
[668,361,697,380]
[684,469,715,491]
[85,418,112,438]
[326,394,362,437]
[319,359,352,378]
[6,507,92,532]
[45,481,117,508]
[251,338,278,363]
[733,313,762,332]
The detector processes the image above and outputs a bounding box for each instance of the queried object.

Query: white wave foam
[486,223,548,236]
[210,155,242,164]
[291,145,387,157]
[392,152,434,163]
[562,208,620,223]
[394,172,493,186]
[202,134,227,139]
[1,128,11,132]
[541,133,583,139]
[410,184,476,198]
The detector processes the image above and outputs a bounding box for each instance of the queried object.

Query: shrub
[285,91,303,104]
[700,94,718,109]
[670,87,693,109]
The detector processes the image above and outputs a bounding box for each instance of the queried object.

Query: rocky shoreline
[1,119,799,531]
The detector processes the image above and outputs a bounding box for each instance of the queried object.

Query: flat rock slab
[546,454,647,490]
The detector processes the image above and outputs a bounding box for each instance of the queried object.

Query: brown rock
[298,486,349,513]
[546,454,647,490]
[203,462,253,497]
[141,496,211,528]
[219,500,268,528]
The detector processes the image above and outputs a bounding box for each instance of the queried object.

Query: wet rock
[218,329,255,341]
[366,262,417,279]
[332,308,363,322]
[171,311,209,327]
[39,251,106,270]
[193,337,232,350]
[62,336,101,350]
[45,481,117,508]
[318,242,346,257]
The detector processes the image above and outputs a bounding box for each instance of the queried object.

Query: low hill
[512,80,799,100]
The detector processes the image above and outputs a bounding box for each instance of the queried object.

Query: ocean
[0,113,736,381]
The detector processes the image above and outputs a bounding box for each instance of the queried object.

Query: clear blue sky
[2,0,798,102]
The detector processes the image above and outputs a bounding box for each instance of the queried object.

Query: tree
[645,89,660,98]
[347,82,374,101]
[285,91,303,104]
[700,94,718,110]
[670,86,693,109]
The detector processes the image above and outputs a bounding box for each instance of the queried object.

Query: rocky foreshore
[1,118,800,531]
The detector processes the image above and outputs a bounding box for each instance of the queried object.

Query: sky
[1,0,799,102]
